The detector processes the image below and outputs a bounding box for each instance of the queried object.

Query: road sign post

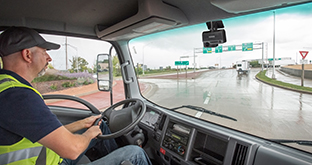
[175,61,189,78]
[299,51,309,86]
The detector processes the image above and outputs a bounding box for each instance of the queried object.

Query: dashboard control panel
[162,121,190,157]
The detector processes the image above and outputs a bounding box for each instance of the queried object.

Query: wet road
[139,68,312,152]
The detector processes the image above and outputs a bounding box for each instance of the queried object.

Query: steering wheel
[95,98,146,139]
[43,95,146,140]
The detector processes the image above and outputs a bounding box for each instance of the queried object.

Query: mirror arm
[109,46,114,105]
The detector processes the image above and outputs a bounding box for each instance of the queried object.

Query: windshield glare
[129,3,312,153]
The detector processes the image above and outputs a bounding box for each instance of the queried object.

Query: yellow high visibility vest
[0,74,62,165]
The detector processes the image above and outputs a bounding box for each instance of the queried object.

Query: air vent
[232,143,248,165]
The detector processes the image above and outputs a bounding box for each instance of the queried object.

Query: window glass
[30,35,125,111]
[130,3,312,153]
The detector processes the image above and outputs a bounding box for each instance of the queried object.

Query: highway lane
[139,68,312,152]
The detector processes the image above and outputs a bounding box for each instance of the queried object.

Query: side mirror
[97,54,112,91]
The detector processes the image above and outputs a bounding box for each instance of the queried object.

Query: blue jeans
[83,145,151,165]
[60,122,151,165]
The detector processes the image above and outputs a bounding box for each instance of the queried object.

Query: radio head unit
[162,121,191,157]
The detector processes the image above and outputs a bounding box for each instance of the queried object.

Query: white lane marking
[204,92,211,104]
[197,91,211,118]
[195,111,203,118]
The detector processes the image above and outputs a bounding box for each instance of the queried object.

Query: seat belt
[35,146,46,165]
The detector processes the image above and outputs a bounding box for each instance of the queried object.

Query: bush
[32,74,74,83]
[76,77,94,85]
[50,84,57,90]
[62,82,76,88]
[83,78,94,85]
[57,71,93,79]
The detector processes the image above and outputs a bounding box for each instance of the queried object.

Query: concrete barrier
[281,64,312,79]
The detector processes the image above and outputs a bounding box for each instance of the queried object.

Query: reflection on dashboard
[141,110,160,128]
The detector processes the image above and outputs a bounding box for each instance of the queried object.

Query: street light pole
[142,42,153,75]
[194,48,196,72]
[143,50,145,75]
[272,11,276,79]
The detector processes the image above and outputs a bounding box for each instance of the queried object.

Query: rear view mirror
[97,54,112,91]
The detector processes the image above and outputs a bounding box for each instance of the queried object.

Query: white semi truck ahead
[236,60,250,74]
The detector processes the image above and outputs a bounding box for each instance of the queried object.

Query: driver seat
[77,155,91,164]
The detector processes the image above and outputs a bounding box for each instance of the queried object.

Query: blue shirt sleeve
[0,87,62,144]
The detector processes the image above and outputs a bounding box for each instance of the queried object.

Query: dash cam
[202,30,226,47]
[202,21,226,48]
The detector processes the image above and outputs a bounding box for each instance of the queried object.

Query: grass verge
[256,70,312,94]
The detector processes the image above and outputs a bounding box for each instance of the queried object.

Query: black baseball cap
[0,26,60,57]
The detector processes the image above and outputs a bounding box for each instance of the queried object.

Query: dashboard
[139,105,312,165]
[50,101,312,165]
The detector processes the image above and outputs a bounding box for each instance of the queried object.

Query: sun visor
[95,0,188,41]
[210,0,309,13]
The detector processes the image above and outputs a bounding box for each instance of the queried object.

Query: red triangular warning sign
[299,51,309,59]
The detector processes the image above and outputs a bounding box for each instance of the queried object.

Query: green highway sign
[215,46,223,53]
[203,47,212,54]
[175,61,181,65]
[183,61,189,65]
[268,58,282,61]
[175,61,189,66]
[242,43,253,51]
[228,45,236,51]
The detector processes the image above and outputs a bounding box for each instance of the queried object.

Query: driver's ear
[21,49,33,63]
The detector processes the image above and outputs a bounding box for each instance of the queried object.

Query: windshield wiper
[270,139,312,147]
[171,105,237,121]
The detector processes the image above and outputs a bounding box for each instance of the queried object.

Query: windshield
[129,3,312,153]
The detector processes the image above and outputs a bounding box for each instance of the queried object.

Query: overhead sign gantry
[192,42,267,72]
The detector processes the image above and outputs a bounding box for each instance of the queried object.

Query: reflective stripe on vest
[0,145,42,164]
[0,74,62,165]
[0,74,42,98]
[0,78,14,84]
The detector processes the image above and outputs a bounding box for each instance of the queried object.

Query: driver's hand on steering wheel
[83,125,102,139]
[82,114,102,128]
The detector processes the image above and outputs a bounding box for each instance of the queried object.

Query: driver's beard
[37,66,48,77]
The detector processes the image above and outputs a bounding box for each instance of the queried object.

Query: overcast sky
[43,2,312,70]
[129,2,312,69]
[43,35,111,70]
